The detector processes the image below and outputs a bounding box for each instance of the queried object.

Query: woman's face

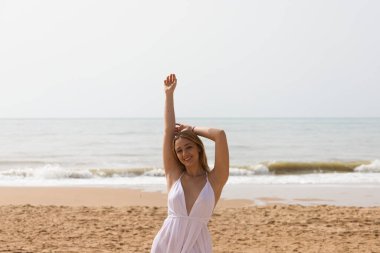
[174,137,200,167]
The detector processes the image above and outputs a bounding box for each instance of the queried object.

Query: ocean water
[0,118,379,187]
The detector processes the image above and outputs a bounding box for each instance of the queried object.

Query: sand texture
[1,204,379,253]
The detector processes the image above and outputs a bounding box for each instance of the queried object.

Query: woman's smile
[183,156,193,164]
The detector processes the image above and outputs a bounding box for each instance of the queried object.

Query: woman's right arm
[163,74,181,187]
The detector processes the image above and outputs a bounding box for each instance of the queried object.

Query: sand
[0,187,380,253]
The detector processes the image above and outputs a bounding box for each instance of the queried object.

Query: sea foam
[354,160,380,173]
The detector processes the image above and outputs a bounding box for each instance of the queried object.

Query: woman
[151,74,229,253]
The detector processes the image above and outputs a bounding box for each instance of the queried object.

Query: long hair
[172,130,210,173]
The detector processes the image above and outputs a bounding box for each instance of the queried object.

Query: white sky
[0,0,379,118]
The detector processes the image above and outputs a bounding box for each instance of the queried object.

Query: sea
[0,118,379,188]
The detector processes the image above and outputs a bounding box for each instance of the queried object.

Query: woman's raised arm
[194,127,229,186]
[163,74,181,187]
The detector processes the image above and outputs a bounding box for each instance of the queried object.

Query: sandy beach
[0,187,379,253]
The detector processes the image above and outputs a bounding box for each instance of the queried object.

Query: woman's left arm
[192,126,229,185]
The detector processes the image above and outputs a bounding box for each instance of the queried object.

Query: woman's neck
[184,166,206,177]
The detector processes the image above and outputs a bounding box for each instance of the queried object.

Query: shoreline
[221,183,380,207]
[1,183,380,207]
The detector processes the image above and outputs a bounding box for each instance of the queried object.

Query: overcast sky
[0,0,379,118]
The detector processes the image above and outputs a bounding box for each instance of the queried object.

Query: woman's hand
[164,74,177,94]
[175,123,192,134]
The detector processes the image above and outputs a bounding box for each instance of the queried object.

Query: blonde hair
[172,130,210,173]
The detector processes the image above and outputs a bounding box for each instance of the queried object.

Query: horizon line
[1,116,380,120]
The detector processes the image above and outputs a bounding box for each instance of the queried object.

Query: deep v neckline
[179,173,208,216]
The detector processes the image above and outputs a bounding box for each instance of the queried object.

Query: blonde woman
[151,74,229,252]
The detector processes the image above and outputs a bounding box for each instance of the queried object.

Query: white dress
[151,172,215,253]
